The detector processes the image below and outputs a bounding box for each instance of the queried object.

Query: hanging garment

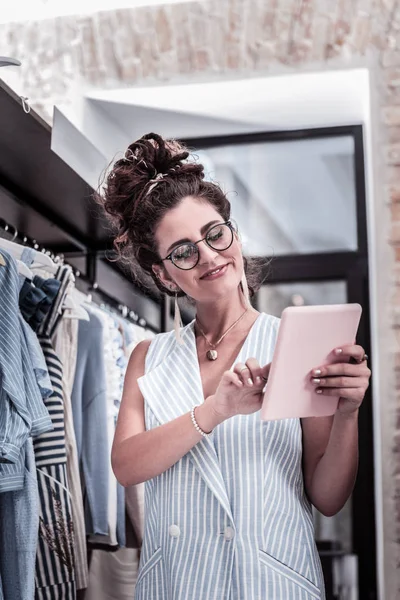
[33,337,76,599]
[0,250,53,600]
[0,251,32,468]
[19,277,61,333]
[136,313,325,600]
[36,262,88,589]
[85,308,120,549]
[39,265,74,339]
[0,249,53,484]
[0,440,39,600]
[20,316,53,402]
[16,257,76,599]
[85,548,140,600]
[53,317,89,591]
[71,308,109,537]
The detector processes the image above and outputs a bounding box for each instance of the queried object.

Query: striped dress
[137,313,325,599]
[34,337,76,599]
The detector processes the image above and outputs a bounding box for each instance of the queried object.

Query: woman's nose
[198,240,219,264]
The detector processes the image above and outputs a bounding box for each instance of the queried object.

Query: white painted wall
[86,68,369,131]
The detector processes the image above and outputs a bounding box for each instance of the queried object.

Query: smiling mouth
[200,264,229,279]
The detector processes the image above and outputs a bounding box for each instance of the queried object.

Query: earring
[174,291,184,345]
[240,271,250,306]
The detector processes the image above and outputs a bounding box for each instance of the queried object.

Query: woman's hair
[96,132,264,297]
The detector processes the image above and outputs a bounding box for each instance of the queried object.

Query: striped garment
[34,337,76,599]
[0,249,53,492]
[53,316,89,591]
[0,249,54,600]
[0,440,39,600]
[0,317,53,492]
[137,313,325,599]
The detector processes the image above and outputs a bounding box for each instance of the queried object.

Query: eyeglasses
[161,221,236,271]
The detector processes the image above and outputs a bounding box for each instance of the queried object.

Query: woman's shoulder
[143,320,194,371]
[258,311,281,330]
[255,312,281,344]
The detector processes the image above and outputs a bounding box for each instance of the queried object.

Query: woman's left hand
[311,345,371,416]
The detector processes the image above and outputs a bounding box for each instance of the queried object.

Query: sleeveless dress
[136,313,325,599]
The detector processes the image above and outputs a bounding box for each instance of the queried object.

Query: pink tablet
[261,303,362,421]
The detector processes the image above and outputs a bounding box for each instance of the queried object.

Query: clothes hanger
[0,56,21,68]
[0,237,56,269]
[0,246,33,279]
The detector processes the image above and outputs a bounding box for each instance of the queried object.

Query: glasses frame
[161,220,236,271]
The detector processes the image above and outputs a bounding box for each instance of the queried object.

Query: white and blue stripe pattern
[0,251,31,465]
[34,338,76,599]
[136,313,325,599]
[0,250,53,492]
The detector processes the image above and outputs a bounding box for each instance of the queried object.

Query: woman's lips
[200,264,229,280]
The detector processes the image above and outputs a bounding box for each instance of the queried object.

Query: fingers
[311,362,371,379]
[223,370,245,387]
[261,363,271,384]
[233,362,254,387]
[312,376,364,389]
[309,347,370,413]
[315,386,366,402]
[331,344,368,364]
[233,358,263,387]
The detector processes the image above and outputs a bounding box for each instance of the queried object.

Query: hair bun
[98,133,205,251]
[123,133,192,180]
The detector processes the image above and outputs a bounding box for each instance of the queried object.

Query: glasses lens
[171,244,199,270]
[206,223,233,251]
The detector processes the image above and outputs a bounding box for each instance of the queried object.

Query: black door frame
[183,125,376,599]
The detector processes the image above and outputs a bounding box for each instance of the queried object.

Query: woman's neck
[195,293,259,341]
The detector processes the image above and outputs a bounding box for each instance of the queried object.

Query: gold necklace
[196,308,249,361]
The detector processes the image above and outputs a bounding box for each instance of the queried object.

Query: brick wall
[1,0,399,596]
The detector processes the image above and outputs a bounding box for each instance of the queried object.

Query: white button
[169,524,181,538]
[224,526,235,541]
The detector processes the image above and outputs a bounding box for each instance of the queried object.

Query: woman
[100,133,371,599]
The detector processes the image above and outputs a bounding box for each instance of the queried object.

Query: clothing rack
[0,218,158,333]
[0,77,167,333]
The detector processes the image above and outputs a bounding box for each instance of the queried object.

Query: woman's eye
[208,228,223,241]
[174,246,193,260]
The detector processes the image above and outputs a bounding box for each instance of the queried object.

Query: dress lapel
[137,315,264,520]
[138,321,234,518]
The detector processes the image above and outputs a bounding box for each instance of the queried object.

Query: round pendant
[206,349,218,361]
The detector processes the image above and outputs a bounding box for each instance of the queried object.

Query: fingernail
[313,369,322,376]
[256,376,262,384]
[312,378,321,384]
[238,380,243,386]
[335,348,343,355]
[316,389,323,394]
[247,378,253,386]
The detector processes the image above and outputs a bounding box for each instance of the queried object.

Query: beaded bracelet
[190,406,211,438]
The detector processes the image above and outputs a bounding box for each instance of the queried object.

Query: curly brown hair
[97,132,264,298]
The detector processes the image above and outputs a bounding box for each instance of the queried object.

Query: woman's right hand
[205,359,271,422]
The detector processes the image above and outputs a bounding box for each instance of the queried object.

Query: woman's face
[153,196,244,302]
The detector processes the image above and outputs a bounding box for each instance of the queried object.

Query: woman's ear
[152,264,177,292]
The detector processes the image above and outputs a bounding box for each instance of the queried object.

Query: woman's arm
[301,344,370,517]
[111,346,267,487]
[301,412,358,517]
[111,341,224,486]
